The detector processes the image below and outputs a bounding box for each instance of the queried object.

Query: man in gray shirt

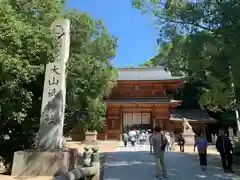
[152,126,168,179]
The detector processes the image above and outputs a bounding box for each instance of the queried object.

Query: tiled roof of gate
[170,109,216,122]
[107,98,181,103]
[117,67,183,81]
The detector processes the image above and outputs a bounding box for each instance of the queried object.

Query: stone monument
[181,118,195,145]
[11,19,71,176]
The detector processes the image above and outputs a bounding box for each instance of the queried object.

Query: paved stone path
[116,143,150,152]
[103,144,240,180]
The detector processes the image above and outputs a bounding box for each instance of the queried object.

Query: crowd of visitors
[123,129,151,147]
[123,128,175,151]
[123,127,235,179]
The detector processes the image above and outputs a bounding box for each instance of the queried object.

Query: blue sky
[66,0,158,67]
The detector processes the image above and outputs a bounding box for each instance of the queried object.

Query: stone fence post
[53,147,100,180]
[90,147,100,180]
[83,147,92,167]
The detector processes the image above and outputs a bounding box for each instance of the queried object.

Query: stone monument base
[85,131,97,142]
[183,131,195,145]
[11,150,70,177]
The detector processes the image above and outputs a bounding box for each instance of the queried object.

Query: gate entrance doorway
[123,112,151,131]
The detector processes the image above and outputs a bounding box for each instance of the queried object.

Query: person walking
[194,133,208,171]
[170,132,175,151]
[149,129,154,154]
[165,132,171,151]
[123,131,129,147]
[152,126,168,179]
[216,129,234,173]
[178,134,185,152]
[135,130,140,145]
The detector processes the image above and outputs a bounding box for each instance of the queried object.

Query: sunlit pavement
[103,144,240,180]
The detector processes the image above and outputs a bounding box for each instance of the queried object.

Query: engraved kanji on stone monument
[37,19,70,151]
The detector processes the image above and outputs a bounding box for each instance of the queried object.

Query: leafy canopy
[65,10,117,132]
[0,1,117,167]
[0,0,62,166]
[132,0,240,112]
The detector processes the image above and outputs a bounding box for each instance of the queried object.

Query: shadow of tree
[184,152,240,175]
[103,151,240,180]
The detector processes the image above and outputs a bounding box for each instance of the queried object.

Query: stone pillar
[83,147,92,167]
[181,118,195,145]
[91,147,100,180]
[69,148,78,169]
[11,19,71,177]
[38,19,70,150]
[183,130,195,145]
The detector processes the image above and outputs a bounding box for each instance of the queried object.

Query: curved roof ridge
[117,66,182,81]
[118,66,165,71]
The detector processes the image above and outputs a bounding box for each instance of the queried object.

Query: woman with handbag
[194,132,208,171]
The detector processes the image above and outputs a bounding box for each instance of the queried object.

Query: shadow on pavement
[185,152,240,174]
[103,150,240,180]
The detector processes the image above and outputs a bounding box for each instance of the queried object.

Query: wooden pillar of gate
[119,106,123,141]
[152,107,156,129]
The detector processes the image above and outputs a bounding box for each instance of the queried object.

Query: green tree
[138,43,173,67]
[133,0,240,112]
[138,60,153,67]
[126,65,135,68]
[0,1,117,168]
[65,10,117,133]
[0,0,63,167]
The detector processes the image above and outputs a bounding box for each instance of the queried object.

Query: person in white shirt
[170,132,175,151]
[128,129,136,146]
[165,132,171,151]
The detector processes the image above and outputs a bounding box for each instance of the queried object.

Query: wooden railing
[54,147,100,180]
